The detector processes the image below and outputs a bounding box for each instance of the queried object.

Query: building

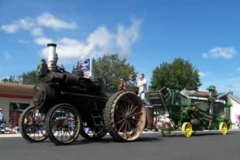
[228,93,240,129]
[0,82,33,125]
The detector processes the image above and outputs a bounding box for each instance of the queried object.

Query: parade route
[0,129,239,138]
[0,130,240,160]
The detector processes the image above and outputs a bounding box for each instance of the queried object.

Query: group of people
[118,73,151,108]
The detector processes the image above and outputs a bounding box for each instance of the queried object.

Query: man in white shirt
[137,73,151,108]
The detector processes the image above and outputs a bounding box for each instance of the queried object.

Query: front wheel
[45,103,81,145]
[219,122,228,136]
[181,122,193,138]
[19,105,47,142]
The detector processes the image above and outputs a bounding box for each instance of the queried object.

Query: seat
[147,87,172,112]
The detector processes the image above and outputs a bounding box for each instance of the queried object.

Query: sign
[236,115,240,128]
[236,115,240,122]
[79,58,92,78]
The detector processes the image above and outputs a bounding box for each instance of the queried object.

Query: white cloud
[202,47,237,59]
[1,12,142,64]
[1,17,36,33]
[198,71,209,77]
[38,19,142,63]
[199,76,240,95]
[1,24,19,33]
[237,67,240,72]
[199,71,211,77]
[3,53,11,60]
[1,12,77,38]
[116,19,141,57]
[202,53,208,58]
[19,40,29,44]
[18,18,36,30]
[39,37,85,63]
[34,37,53,45]
[31,27,44,36]
[37,12,77,30]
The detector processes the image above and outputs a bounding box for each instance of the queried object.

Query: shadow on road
[163,132,234,137]
[192,132,233,137]
[11,131,236,147]
[72,136,162,146]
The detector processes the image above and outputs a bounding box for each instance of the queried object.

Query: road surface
[0,130,240,160]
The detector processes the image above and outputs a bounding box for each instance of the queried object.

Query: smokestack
[47,43,57,70]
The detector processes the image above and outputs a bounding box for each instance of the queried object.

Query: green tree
[18,70,39,85]
[92,54,137,91]
[150,58,201,91]
[0,71,38,85]
[0,75,20,83]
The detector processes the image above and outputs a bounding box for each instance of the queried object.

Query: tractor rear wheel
[45,103,81,145]
[104,91,146,142]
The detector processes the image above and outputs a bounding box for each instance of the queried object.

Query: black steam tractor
[19,43,146,145]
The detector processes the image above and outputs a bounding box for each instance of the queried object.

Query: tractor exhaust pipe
[47,43,58,70]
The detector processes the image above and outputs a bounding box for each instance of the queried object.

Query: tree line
[0,54,201,91]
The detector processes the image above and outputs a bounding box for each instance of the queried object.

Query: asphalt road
[0,131,240,160]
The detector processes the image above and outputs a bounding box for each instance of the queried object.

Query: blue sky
[0,0,240,95]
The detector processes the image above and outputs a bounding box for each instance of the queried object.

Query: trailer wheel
[104,91,146,142]
[161,122,171,137]
[219,122,228,136]
[19,105,47,142]
[45,103,81,145]
[80,124,107,141]
[181,122,193,138]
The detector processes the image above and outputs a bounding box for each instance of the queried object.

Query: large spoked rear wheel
[104,91,146,142]
[19,105,47,142]
[80,122,107,141]
[45,103,81,145]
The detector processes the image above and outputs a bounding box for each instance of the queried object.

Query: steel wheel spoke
[130,111,142,117]
[129,105,139,115]
[115,117,127,125]
[118,120,128,132]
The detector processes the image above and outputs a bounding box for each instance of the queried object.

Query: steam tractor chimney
[47,43,57,70]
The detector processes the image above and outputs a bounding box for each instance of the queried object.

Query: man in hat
[0,108,6,133]
[125,74,138,94]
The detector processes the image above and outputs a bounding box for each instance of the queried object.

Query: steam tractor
[146,86,232,137]
[19,43,146,145]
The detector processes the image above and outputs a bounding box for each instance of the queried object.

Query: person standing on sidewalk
[0,108,6,133]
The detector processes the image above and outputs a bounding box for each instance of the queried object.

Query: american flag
[79,58,92,78]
